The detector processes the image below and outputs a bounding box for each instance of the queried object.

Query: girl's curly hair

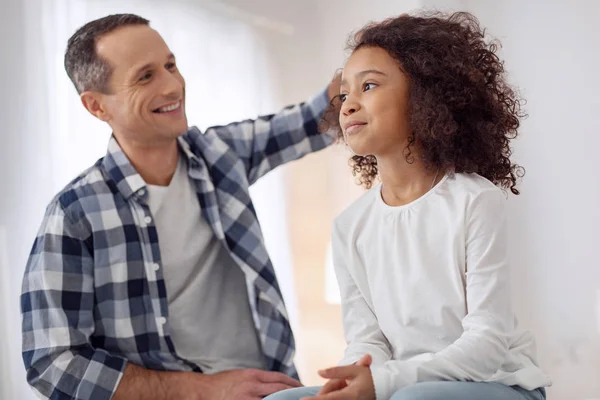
[324,11,525,194]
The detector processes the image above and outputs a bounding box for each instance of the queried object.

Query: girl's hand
[302,354,375,400]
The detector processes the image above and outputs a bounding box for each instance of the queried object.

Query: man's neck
[377,152,440,207]
[115,135,180,186]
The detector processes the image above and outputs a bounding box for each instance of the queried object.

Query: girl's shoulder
[447,172,501,194]
[449,173,508,219]
[442,173,507,208]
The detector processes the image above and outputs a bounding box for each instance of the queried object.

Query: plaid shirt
[21,89,332,400]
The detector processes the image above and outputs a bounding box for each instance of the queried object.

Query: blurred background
[1,0,598,399]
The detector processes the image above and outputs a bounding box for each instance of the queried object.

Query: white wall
[0,0,55,397]
[466,1,600,398]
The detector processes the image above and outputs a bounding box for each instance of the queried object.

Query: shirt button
[153,263,160,271]
[158,317,167,325]
[144,216,152,224]
[137,189,146,196]
[178,360,185,365]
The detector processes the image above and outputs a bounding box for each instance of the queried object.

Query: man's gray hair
[64,13,150,94]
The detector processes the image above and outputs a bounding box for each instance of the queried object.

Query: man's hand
[319,70,343,135]
[113,363,302,400]
[185,368,303,400]
[302,354,375,400]
[327,70,343,102]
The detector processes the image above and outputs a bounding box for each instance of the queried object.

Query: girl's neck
[377,153,441,207]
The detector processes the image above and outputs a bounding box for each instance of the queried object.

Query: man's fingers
[257,370,303,387]
[318,365,360,380]
[317,378,346,395]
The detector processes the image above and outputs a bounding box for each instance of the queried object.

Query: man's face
[91,25,188,145]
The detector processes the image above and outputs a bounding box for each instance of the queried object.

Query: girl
[266,11,550,400]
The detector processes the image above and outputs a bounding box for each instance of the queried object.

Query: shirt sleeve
[209,88,334,185]
[21,201,127,400]
[332,220,393,367]
[369,189,514,400]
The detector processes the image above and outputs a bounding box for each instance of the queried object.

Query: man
[21,14,339,400]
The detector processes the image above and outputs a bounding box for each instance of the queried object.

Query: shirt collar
[101,132,203,201]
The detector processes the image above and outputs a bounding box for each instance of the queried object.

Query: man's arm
[21,202,183,400]
[21,201,133,399]
[112,364,183,400]
[208,75,341,185]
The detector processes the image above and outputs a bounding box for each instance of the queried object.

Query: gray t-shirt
[147,156,264,374]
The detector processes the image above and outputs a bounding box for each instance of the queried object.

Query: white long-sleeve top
[332,173,551,400]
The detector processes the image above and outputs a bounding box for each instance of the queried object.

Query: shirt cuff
[308,87,330,117]
[308,87,338,140]
[338,356,360,366]
[370,365,393,400]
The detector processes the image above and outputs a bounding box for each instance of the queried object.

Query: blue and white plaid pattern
[21,89,332,399]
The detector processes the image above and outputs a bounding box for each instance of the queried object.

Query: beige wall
[287,149,346,384]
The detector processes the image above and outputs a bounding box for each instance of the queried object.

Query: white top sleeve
[332,221,393,367]
[369,189,514,399]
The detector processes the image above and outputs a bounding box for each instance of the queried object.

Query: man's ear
[80,91,111,122]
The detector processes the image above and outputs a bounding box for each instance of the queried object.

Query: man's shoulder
[182,125,248,171]
[181,126,225,156]
[48,159,114,221]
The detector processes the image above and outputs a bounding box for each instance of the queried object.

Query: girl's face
[339,46,411,157]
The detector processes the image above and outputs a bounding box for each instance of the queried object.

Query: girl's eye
[339,82,376,102]
[363,82,377,91]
